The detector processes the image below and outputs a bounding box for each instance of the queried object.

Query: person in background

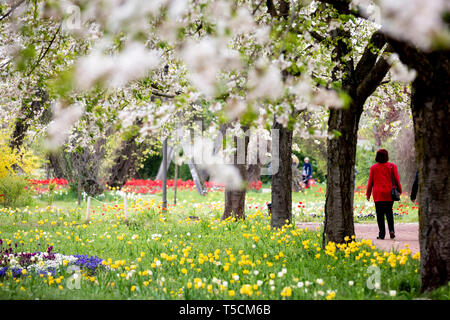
[411,171,418,202]
[302,157,313,188]
[366,149,402,240]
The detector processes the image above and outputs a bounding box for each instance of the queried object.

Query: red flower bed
[121,179,262,194]
[29,178,68,186]
[28,178,69,195]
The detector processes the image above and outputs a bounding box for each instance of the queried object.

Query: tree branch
[266,0,278,18]
[252,0,265,16]
[354,31,387,83]
[356,45,393,101]
[0,0,26,22]
[385,36,434,78]
[27,21,62,76]
[279,0,289,19]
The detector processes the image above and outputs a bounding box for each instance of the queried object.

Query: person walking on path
[366,149,402,240]
[302,157,313,188]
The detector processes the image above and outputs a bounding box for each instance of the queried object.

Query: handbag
[390,164,400,201]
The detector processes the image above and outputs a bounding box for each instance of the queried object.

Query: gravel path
[296,222,419,254]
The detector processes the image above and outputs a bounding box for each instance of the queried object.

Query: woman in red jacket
[366,149,402,240]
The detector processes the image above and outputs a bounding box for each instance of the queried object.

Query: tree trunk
[77,178,82,206]
[48,151,72,181]
[246,163,262,184]
[222,164,247,221]
[271,119,293,228]
[324,107,359,243]
[162,137,168,210]
[173,163,178,205]
[222,125,249,221]
[410,52,450,292]
[323,30,391,244]
[106,136,141,188]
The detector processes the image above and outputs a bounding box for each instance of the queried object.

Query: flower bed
[28,178,69,195]
[0,241,105,279]
[121,179,262,194]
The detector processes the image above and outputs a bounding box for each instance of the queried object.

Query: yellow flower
[181,268,187,274]
[240,284,253,296]
[326,291,336,300]
[228,290,235,297]
[280,287,292,298]
[131,286,136,292]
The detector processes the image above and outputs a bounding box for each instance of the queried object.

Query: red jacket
[366,162,402,202]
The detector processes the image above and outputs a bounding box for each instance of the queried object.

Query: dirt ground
[296,222,420,254]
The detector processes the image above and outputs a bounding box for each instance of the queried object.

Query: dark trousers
[375,201,395,238]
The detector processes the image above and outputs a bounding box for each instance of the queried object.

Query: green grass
[1,185,444,300]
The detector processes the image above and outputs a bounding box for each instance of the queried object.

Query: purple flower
[72,255,104,274]
[0,266,7,277]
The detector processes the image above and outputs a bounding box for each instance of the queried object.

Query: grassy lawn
[1,184,447,300]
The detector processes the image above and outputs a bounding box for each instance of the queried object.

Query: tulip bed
[0,185,448,300]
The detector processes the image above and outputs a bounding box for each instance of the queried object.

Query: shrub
[0,174,32,207]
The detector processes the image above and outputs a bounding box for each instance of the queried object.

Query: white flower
[297,281,304,288]
[47,101,85,149]
[247,62,284,101]
[233,275,239,281]
[348,280,354,286]
[282,268,287,274]
[312,88,343,108]
[277,271,284,278]
[155,260,161,267]
[305,281,311,287]
[387,53,417,83]
[253,270,259,276]
[222,281,228,288]
[377,0,450,51]
[257,280,263,286]
[224,97,247,121]
[271,286,275,291]
[389,290,397,297]
[316,278,324,285]
[269,280,274,285]
[317,290,325,296]
[75,42,160,90]
[374,282,381,289]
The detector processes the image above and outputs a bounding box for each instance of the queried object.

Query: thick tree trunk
[410,52,450,292]
[246,163,261,183]
[48,151,72,181]
[107,137,140,188]
[324,107,359,243]
[77,178,82,206]
[323,30,391,244]
[222,125,249,221]
[222,163,247,221]
[173,163,178,205]
[271,119,293,228]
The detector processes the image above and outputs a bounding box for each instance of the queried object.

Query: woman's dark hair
[375,149,389,163]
